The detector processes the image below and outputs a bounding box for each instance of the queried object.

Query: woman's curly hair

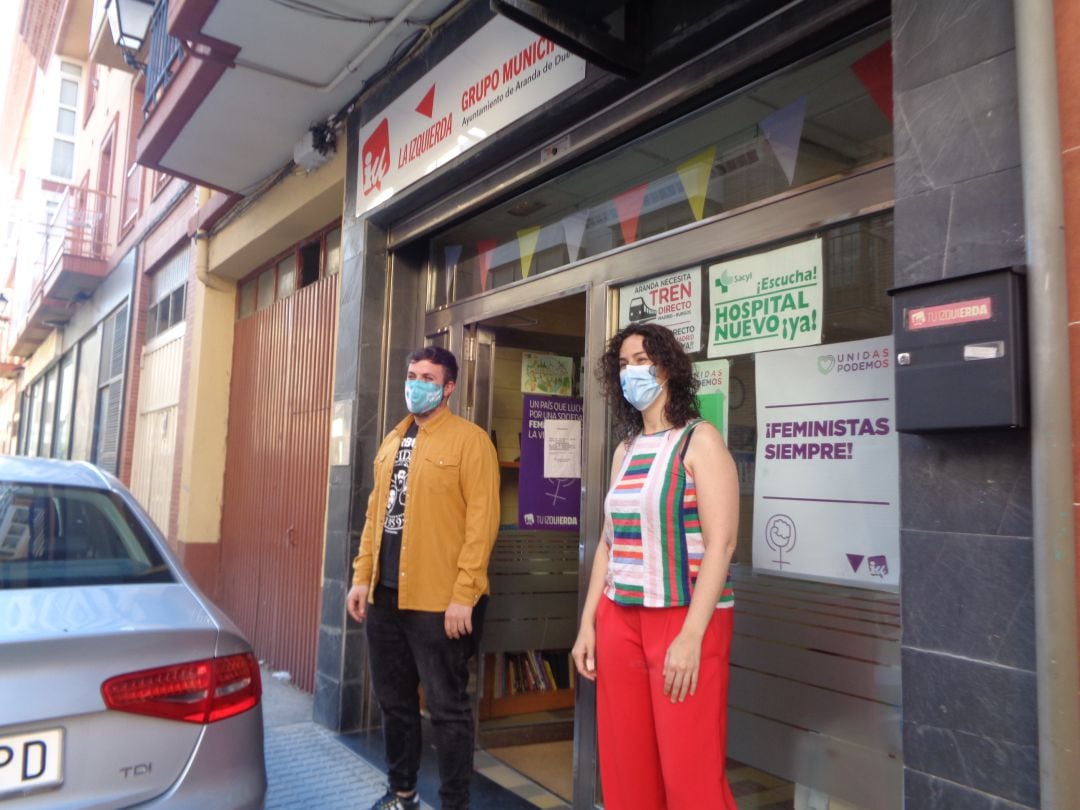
[598,323,700,443]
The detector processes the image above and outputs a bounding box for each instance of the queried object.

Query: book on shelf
[495,649,572,697]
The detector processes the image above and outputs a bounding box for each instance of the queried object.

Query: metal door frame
[405,160,893,808]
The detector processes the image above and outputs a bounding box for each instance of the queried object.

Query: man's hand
[444,602,473,639]
[347,584,370,623]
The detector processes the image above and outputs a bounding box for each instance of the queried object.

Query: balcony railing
[42,185,111,265]
[38,185,112,292]
[144,0,183,116]
[7,185,114,356]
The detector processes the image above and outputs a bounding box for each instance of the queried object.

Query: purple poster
[518,395,583,532]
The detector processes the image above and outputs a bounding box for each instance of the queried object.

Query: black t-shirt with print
[379,422,418,588]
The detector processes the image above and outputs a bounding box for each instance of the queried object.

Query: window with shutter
[92,303,130,474]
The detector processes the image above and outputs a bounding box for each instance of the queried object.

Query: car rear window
[0,483,174,588]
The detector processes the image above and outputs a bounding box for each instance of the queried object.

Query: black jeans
[366,584,486,810]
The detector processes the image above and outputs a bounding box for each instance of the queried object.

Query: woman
[571,322,739,809]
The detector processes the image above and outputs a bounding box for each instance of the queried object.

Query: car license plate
[0,728,63,798]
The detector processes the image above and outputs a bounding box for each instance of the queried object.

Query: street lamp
[105,0,155,67]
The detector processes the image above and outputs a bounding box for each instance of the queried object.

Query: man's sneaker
[370,788,420,810]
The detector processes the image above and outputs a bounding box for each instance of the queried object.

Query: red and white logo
[906,297,993,331]
[415,84,436,118]
[361,119,391,197]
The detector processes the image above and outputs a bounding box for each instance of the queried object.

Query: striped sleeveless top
[603,420,735,609]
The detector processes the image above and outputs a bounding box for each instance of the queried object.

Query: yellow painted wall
[209,148,345,281]
[19,330,61,382]
[177,232,236,544]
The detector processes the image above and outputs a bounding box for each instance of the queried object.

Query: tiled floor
[475,748,572,809]
[476,739,796,810]
[263,668,796,810]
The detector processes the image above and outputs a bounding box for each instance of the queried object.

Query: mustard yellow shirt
[352,407,500,611]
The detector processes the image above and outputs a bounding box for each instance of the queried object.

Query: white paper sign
[618,267,702,352]
[708,238,823,357]
[753,336,898,589]
[543,419,581,479]
[356,16,586,214]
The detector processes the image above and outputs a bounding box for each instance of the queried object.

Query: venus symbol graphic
[764,514,796,569]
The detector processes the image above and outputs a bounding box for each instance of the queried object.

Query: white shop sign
[617,267,703,353]
[356,15,587,215]
[707,237,823,358]
[753,336,899,589]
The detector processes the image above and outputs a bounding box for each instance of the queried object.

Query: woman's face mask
[619,364,663,411]
[404,379,445,414]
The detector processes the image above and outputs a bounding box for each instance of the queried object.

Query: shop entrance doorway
[461,292,586,805]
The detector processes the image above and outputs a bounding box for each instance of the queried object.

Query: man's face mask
[404,379,445,414]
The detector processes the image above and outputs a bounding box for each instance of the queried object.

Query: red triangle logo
[415,84,436,118]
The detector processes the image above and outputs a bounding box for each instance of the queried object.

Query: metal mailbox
[889,267,1027,432]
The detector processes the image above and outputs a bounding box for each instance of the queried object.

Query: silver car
[0,457,266,808]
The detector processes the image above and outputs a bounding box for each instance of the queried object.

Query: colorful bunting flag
[476,239,497,291]
[444,244,462,272]
[613,183,648,246]
[677,147,717,221]
[851,42,893,123]
[517,226,541,278]
[560,210,588,262]
[760,95,808,186]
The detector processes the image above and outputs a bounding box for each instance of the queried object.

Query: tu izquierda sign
[356,16,586,215]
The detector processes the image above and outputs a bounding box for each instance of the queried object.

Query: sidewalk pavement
[260,668,434,810]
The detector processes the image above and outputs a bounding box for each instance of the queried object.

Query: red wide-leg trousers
[596,597,737,810]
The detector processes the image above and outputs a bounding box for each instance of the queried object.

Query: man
[347,346,500,810]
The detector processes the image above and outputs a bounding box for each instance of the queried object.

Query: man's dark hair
[406,346,459,384]
[598,323,700,443]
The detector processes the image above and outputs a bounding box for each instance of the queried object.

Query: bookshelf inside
[480,652,575,719]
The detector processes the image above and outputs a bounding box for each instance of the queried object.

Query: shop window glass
[146,252,188,340]
[299,242,320,287]
[257,269,275,310]
[72,329,101,461]
[239,279,257,318]
[39,369,58,458]
[53,352,77,459]
[277,255,297,299]
[23,383,41,456]
[681,212,894,571]
[429,31,893,308]
[325,228,341,275]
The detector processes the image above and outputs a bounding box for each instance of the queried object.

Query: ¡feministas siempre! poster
[518,394,582,532]
[752,336,899,589]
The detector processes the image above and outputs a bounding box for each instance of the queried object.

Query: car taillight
[101,652,262,724]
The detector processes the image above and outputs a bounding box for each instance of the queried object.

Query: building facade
[4,0,1074,808]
